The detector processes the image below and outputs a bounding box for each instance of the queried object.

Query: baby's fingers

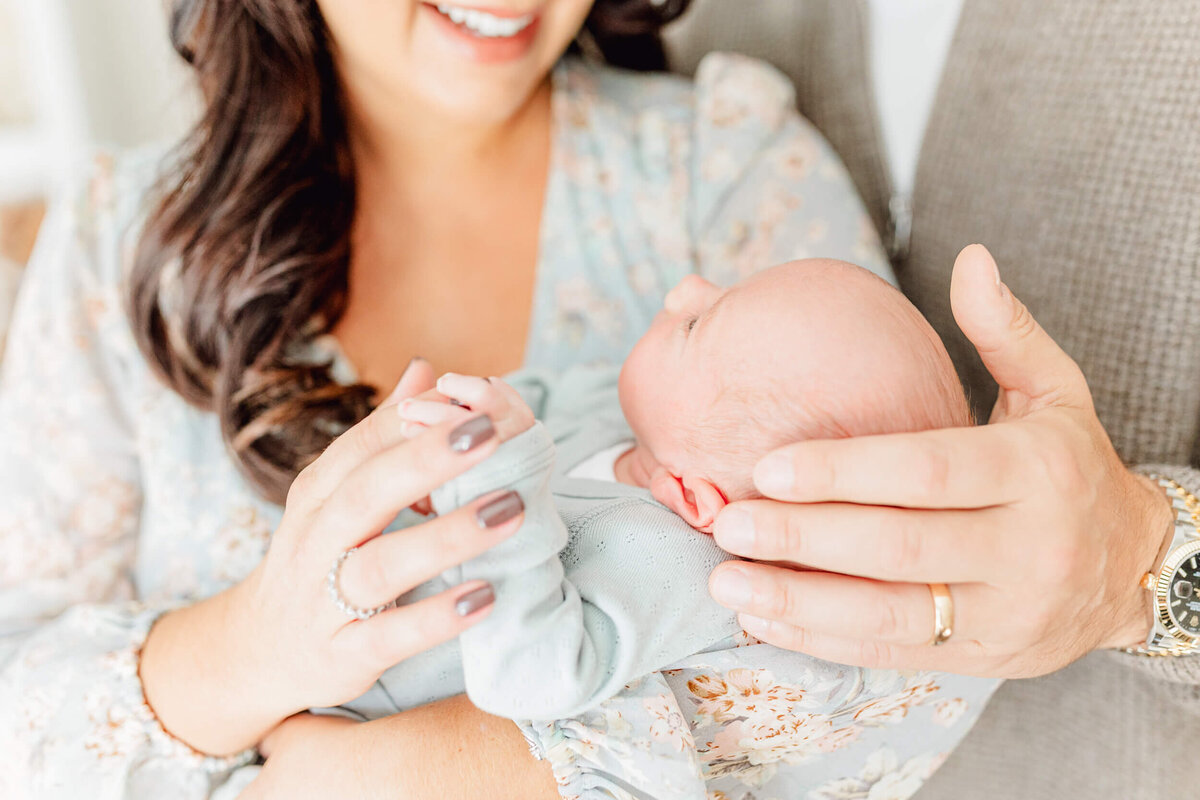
[398,398,473,433]
[436,373,507,413]
[436,374,532,441]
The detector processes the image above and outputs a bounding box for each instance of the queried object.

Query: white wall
[0,0,197,201]
[64,0,197,148]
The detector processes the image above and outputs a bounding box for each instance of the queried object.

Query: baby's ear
[649,468,728,533]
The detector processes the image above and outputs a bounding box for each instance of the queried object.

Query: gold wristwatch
[1124,476,1200,657]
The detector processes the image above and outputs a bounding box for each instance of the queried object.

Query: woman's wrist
[139,573,298,756]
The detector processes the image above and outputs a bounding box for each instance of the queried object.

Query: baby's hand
[397,373,535,445]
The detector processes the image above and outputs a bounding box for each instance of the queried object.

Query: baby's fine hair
[684,264,970,501]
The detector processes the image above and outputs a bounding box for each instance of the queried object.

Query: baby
[331,259,990,733]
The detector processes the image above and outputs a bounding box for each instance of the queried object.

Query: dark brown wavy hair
[130,0,692,504]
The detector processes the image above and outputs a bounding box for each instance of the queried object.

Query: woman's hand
[243,696,561,800]
[707,245,1174,678]
[140,359,529,754]
[396,372,536,443]
[239,714,365,800]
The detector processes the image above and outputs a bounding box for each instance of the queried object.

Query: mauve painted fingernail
[455,584,495,616]
[449,415,495,452]
[476,491,524,529]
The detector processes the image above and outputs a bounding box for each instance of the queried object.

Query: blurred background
[0,0,196,352]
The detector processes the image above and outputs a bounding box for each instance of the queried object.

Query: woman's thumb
[949,244,1092,410]
[382,357,436,407]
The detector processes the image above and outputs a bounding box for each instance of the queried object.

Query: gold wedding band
[928,583,955,646]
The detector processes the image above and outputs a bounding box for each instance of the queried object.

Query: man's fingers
[949,244,1092,411]
[337,580,497,674]
[733,610,991,674]
[753,424,1025,507]
[712,501,1010,583]
[334,490,524,611]
[734,614,963,672]
[710,566,992,647]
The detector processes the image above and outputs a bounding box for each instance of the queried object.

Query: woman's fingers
[713,501,1010,583]
[335,490,525,611]
[711,564,991,647]
[752,424,1027,508]
[378,357,438,410]
[314,415,501,552]
[288,359,437,510]
[335,579,498,674]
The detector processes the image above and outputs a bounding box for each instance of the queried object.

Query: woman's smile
[421,1,544,63]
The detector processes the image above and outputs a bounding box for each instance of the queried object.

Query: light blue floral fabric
[0,52,994,800]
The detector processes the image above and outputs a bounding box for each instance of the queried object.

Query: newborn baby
[331,260,996,777]
[331,257,993,724]
[607,258,968,524]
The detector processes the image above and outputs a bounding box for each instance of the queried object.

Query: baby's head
[617,259,969,530]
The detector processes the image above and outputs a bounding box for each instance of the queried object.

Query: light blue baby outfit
[339,366,740,721]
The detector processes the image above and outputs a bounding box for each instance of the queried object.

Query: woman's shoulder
[46,145,172,284]
[49,143,164,268]
[562,50,795,124]
[559,52,798,153]
[556,52,809,218]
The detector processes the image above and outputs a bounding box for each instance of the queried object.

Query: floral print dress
[0,52,998,800]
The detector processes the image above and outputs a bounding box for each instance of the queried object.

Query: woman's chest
[333,164,698,387]
[334,235,542,385]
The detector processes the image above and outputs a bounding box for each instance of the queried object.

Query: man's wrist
[1103,473,1174,650]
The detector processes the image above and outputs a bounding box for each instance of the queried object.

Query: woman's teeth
[434,4,535,38]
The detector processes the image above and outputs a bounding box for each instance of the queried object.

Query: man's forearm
[359,694,559,800]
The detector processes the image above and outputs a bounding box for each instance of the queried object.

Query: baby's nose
[665,274,719,314]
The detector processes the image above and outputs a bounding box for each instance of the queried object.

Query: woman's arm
[0,159,253,798]
[138,382,523,757]
[707,245,1173,676]
[243,696,559,800]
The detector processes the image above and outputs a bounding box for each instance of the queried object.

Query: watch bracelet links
[1122,475,1200,657]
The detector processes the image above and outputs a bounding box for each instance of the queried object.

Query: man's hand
[706,245,1173,678]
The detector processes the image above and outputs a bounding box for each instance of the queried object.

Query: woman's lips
[421,2,542,63]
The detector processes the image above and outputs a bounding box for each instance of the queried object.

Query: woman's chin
[412,69,547,128]
[408,19,555,125]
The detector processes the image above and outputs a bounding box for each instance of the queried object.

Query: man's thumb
[950,244,1092,410]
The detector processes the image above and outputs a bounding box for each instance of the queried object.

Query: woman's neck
[344,75,553,196]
